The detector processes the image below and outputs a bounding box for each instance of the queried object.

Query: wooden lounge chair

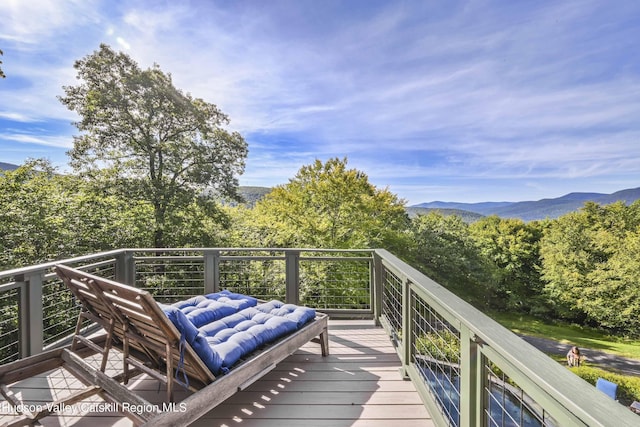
[52,264,330,424]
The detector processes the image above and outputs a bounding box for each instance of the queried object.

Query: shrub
[571,365,640,406]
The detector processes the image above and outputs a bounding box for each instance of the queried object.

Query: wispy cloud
[0,132,73,148]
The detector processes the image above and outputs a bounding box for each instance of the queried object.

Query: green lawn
[489,311,640,360]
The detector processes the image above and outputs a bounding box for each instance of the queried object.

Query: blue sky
[1,0,639,204]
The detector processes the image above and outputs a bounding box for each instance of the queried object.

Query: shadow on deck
[0,320,433,427]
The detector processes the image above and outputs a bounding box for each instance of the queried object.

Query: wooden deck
[0,320,433,426]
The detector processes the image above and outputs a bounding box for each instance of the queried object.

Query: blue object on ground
[596,377,618,400]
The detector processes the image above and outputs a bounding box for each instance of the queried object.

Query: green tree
[410,212,494,308]
[540,201,640,333]
[0,160,154,269]
[469,216,544,313]
[59,44,247,248]
[0,160,63,268]
[248,157,410,250]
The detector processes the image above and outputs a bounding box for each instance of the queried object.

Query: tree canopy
[469,216,544,313]
[59,44,247,247]
[410,212,494,308]
[540,201,640,333]
[0,160,153,269]
[246,158,410,250]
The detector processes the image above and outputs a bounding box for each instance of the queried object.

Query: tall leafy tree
[248,157,410,250]
[244,157,410,308]
[469,216,544,313]
[410,212,494,308]
[540,201,640,332]
[59,44,248,247]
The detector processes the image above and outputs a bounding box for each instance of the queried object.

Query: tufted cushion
[160,304,199,344]
[198,306,300,373]
[254,300,316,328]
[205,290,258,310]
[162,295,317,375]
[170,290,258,328]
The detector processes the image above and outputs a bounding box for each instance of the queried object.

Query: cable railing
[0,248,637,426]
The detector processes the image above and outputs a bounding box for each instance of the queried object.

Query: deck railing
[0,248,637,426]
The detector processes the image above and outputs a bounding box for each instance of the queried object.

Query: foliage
[571,365,640,406]
[469,216,545,314]
[59,44,247,248]
[409,211,494,308]
[540,201,640,333]
[415,329,461,364]
[0,160,154,269]
[406,206,484,223]
[248,157,410,250]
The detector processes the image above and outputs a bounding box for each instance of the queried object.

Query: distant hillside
[412,187,640,221]
[0,162,19,171]
[406,207,484,223]
[238,186,272,206]
[413,201,512,215]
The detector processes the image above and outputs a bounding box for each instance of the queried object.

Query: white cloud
[0,132,72,148]
[0,0,101,45]
[116,37,131,50]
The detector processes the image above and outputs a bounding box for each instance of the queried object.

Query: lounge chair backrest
[55,265,215,389]
[56,264,118,329]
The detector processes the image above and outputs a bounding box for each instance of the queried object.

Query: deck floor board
[0,320,434,426]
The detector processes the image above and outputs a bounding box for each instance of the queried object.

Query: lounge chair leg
[320,328,329,356]
[70,310,87,352]
[99,318,116,372]
[165,342,174,403]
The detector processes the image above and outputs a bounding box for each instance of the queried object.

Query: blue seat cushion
[162,296,317,375]
[170,290,258,328]
[254,300,316,328]
[160,304,200,344]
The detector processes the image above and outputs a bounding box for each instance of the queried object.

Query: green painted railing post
[285,250,300,304]
[18,272,43,357]
[400,280,411,378]
[204,250,220,294]
[460,327,481,426]
[372,251,383,326]
[115,250,135,286]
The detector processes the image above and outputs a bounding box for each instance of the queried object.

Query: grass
[489,311,640,360]
[492,311,640,404]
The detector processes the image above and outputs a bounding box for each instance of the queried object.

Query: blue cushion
[184,301,237,327]
[191,333,223,373]
[162,295,316,376]
[205,290,258,310]
[160,304,199,344]
[169,290,258,328]
[255,300,316,327]
[172,296,207,311]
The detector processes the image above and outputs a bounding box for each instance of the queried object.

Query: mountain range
[0,162,19,171]
[411,187,640,221]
